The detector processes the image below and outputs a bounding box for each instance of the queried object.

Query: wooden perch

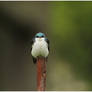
[37,57,46,91]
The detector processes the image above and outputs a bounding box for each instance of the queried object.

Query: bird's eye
[36,36,39,38]
[41,35,44,37]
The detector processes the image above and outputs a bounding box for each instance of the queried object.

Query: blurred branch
[37,57,46,91]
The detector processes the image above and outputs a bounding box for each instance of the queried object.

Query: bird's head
[35,32,45,38]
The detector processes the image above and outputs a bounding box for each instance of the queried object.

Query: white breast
[31,38,49,58]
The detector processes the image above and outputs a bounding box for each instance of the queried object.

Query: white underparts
[31,38,49,58]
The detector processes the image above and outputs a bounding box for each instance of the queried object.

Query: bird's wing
[45,38,50,51]
[31,38,37,64]
[32,57,37,64]
[31,37,35,46]
[30,37,35,50]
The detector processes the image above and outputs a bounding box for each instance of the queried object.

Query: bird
[31,32,49,64]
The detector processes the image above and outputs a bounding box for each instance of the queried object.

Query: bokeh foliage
[50,2,92,84]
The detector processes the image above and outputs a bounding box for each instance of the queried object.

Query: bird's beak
[39,37,42,41]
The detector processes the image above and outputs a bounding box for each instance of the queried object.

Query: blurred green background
[0,1,92,91]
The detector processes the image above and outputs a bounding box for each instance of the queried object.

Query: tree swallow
[31,32,49,64]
